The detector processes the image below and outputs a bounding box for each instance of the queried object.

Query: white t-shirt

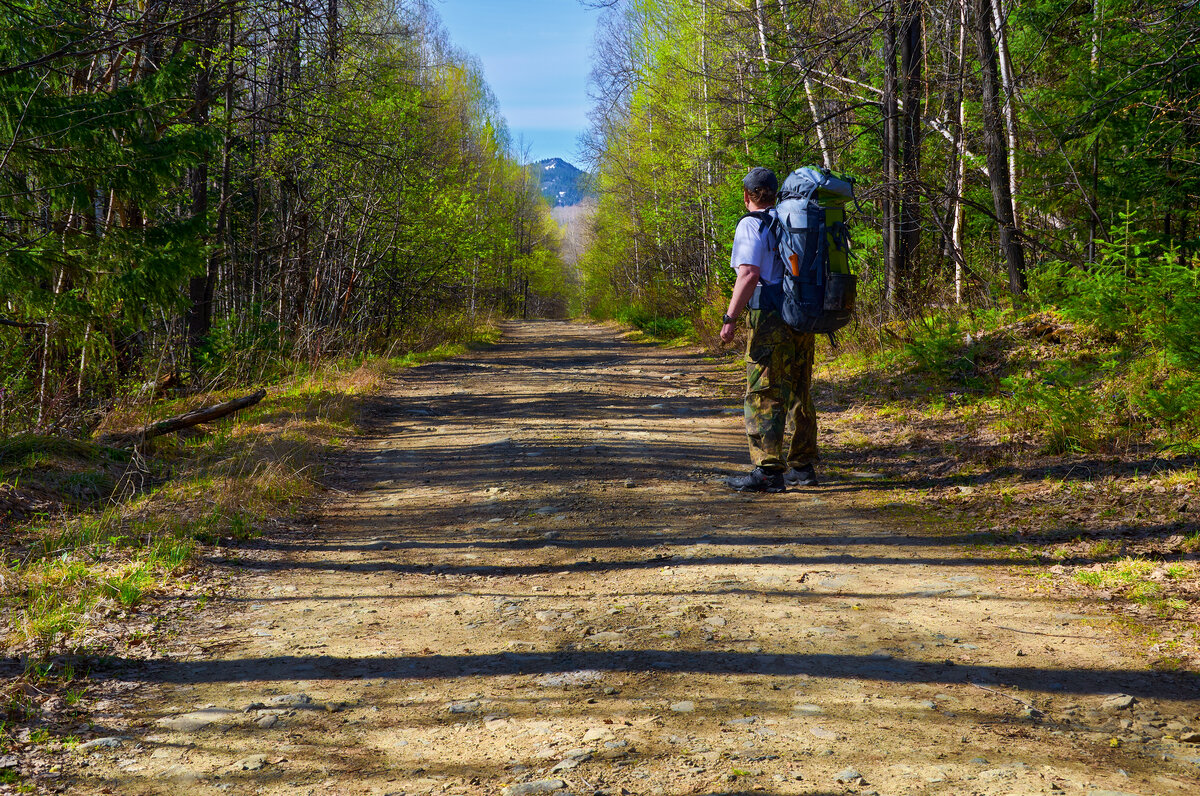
[729,210,784,285]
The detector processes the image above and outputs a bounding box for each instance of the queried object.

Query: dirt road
[73,321,1199,795]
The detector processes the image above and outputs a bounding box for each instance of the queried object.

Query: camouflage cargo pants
[744,308,817,471]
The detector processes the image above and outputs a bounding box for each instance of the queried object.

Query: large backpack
[772,167,858,334]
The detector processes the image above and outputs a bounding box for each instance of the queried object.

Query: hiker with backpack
[719,166,858,493]
[720,167,818,492]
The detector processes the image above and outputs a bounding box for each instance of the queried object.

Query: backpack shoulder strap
[738,210,772,225]
[738,210,779,244]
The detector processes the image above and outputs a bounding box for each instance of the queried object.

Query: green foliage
[1018,214,1200,450]
[1132,373,1200,452]
[1001,371,1105,454]
[0,1,566,433]
[615,306,693,340]
[1032,213,1200,371]
[102,565,154,608]
[580,0,726,322]
[192,309,286,385]
[903,316,978,384]
[1012,1,1200,250]
[0,436,129,467]
[1072,557,1188,615]
[0,2,214,400]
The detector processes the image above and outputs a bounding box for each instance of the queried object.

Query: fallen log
[101,389,267,448]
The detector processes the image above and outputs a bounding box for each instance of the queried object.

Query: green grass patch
[386,329,500,368]
[1071,557,1193,617]
[615,305,694,341]
[1072,557,1154,589]
[827,227,1200,455]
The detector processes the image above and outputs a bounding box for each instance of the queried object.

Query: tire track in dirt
[71,321,1199,795]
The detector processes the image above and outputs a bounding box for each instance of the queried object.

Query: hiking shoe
[784,464,819,487]
[725,467,786,493]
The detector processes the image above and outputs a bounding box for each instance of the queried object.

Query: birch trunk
[882,1,902,315]
[990,0,1019,219]
[700,0,715,281]
[973,0,1026,298]
[777,0,833,168]
[952,0,969,303]
[754,0,770,66]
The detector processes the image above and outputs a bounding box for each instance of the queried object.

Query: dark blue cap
[743,167,778,193]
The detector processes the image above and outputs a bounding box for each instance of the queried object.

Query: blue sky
[434,0,600,165]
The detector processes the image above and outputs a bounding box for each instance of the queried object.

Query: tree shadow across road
[54,649,1199,701]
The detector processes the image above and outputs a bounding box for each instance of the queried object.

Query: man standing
[719,167,819,492]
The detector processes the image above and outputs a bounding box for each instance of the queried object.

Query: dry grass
[0,328,497,793]
[0,356,396,664]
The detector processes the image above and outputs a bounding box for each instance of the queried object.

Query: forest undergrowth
[814,308,1200,672]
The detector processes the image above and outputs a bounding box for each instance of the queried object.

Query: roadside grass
[809,304,1200,669]
[1,361,374,666]
[388,329,500,367]
[0,333,492,782]
[0,334,496,789]
[612,306,697,344]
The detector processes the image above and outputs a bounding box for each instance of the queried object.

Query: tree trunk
[754,0,770,67]
[973,0,1026,298]
[882,1,902,315]
[990,0,1020,220]
[327,0,339,62]
[777,0,833,169]
[700,0,717,282]
[951,0,969,303]
[1087,0,1103,262]
[101,390,268,448]
[899,0,923,300]
[186,23,216,363]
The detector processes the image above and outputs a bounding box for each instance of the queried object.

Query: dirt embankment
[59,321,1199,796]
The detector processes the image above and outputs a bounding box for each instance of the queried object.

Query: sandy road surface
[73,321,1199,796]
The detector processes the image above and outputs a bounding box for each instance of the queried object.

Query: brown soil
[63,321,1200,795]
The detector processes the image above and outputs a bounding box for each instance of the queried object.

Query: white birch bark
[777,0,833,168]
[991,0,1019,219]
[770,57,1071,231]
[700,0,714,279]
[77,322,90,399]
[953,0,969,303]
[754,0,770,66]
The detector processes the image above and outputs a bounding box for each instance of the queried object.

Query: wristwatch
[722,313,737,325]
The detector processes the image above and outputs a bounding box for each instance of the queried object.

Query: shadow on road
[40,649,1197,702]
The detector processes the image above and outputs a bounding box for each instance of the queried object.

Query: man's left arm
[720,264,760,343]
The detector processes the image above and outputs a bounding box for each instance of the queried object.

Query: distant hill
[535,158,593,207]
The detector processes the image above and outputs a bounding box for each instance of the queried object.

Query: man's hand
[719,321,736,344]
